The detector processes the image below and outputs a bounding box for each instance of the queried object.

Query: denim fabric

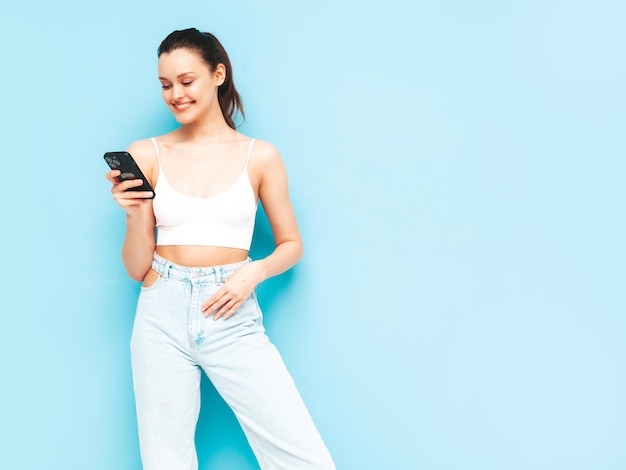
[130,253,335,470]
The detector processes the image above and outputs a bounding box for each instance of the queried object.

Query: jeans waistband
[151,252,250,284]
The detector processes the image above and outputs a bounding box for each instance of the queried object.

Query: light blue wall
[1,1,624,469]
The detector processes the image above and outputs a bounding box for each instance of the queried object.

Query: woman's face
[157,48,225,124]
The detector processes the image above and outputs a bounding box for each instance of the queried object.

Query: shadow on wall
[196,376,258,468]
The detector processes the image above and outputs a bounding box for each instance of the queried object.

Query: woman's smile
[172,100,195,111]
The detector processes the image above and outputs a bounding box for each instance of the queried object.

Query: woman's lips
[173,101,194,111]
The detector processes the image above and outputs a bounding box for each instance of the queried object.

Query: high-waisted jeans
[130,253,335,470]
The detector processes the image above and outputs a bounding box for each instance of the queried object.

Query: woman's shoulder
[126,138,159,176]
[249,137,282,165]
[247,138,288,185]
[126,138,157,160]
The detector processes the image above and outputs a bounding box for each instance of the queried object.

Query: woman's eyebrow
[159,72,196,80]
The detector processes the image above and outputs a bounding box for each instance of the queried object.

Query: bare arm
[202,141,303,319]
[252,141,303,281]
[105,139,157,281]
[121,206,156,281]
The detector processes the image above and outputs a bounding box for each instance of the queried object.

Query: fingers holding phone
[104,152,155,212]
[111,175,153,203]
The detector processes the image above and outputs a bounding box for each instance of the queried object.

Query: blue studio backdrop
[1,1,624,469]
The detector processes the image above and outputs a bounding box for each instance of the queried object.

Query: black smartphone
[103,151,155,198]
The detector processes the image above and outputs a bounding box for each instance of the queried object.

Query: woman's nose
[172,85,185,99]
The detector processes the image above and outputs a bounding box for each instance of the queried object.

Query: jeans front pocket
[140,268,163,292]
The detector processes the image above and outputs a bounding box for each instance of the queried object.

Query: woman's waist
[155,245,249,268]
[150,250,250,284]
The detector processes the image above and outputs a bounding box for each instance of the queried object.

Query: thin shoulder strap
[150,137,162,168]
[245,139,256,170]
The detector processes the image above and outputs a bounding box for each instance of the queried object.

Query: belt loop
[215,267,223,284]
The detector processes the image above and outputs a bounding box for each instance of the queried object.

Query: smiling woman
[159,30,242,129]
[158,50,225,125]
[104,28,335,470]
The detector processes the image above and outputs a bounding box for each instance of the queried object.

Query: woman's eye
[161,85,172,90]
[182,81,193,86]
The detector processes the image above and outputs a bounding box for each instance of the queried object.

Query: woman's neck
[177,118,238,143]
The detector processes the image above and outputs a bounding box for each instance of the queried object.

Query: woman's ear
[215,63,226,86]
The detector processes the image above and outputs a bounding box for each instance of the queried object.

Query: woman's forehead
[158,48,205,74]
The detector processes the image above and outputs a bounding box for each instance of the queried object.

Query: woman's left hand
[202,262,264,320]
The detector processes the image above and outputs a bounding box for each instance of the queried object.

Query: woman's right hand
[105,169,154,215]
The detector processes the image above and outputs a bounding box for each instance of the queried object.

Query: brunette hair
[158,28,245,129]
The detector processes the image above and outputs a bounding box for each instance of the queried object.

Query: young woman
[105,28,335,470]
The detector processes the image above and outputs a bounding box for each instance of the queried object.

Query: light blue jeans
[130,253,335,470]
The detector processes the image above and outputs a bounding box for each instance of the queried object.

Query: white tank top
[151,138,257,250]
